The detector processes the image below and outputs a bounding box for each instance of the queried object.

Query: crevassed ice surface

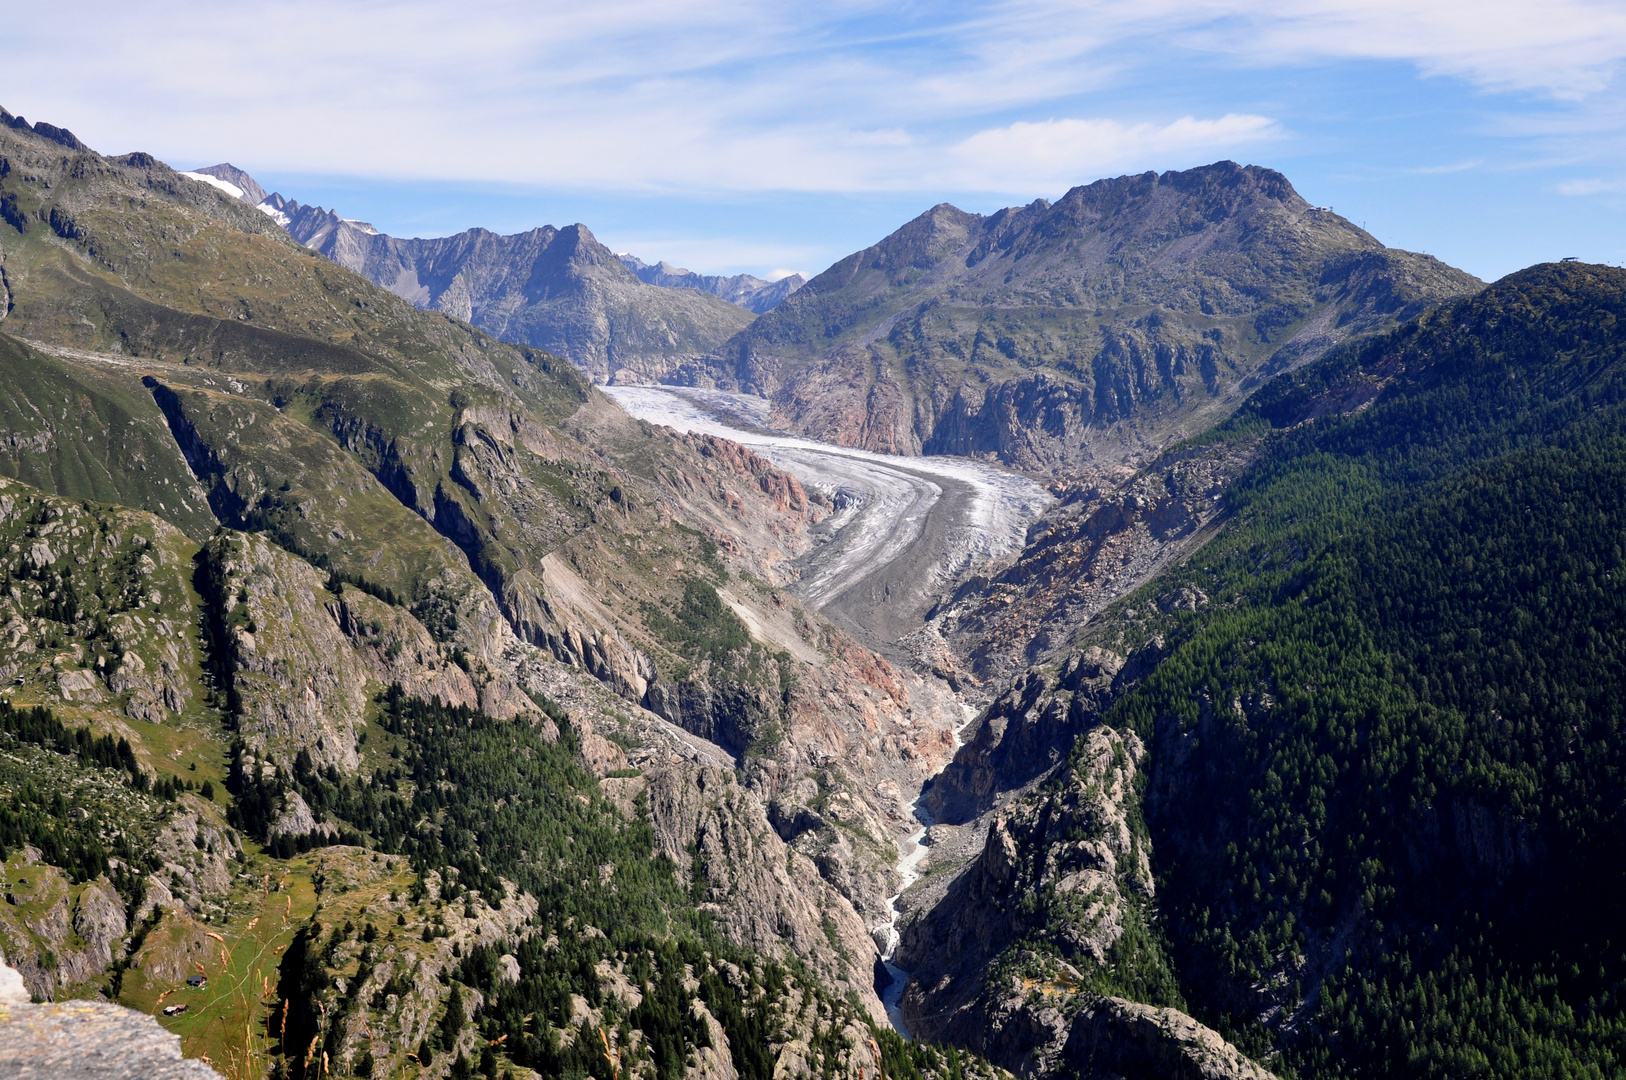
[603,385,1052,619]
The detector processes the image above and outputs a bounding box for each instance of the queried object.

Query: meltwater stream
[876,704,973,1036]
[604,386,1047,1037]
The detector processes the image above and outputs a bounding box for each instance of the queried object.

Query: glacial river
[605,385,1047,1037]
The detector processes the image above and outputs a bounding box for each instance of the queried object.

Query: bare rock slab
[0,999,223,1079]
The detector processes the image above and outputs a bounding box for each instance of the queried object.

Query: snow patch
[180,171,245,200]
[256,201,291,227]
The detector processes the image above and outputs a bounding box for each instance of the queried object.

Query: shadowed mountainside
[901,262,1626,1080]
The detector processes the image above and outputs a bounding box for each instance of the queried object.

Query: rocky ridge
[899,713,1274,1079]
[620,254,806,314]
[922,433,1257,689]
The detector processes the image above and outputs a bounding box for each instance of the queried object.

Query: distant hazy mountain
[185,166,758,382]
[617,254,805,314]
[696,161,1483,471]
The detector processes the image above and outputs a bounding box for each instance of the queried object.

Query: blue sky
[4,1,1625,282]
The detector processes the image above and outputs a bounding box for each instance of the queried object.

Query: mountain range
[198,160,1478,487]
[2,102,1625,1080]
[190,164,801,383]
[616,253,805,314]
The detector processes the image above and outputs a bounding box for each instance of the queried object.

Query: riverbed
[604,385,1042,1038]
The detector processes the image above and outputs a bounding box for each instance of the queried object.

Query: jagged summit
[169,164,771,379]
[189,162,267,205]
[0,106,91,152]
[261,210,753,379]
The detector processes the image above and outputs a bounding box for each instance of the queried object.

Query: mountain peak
[191,163,268,205]
[720,159,1481,467]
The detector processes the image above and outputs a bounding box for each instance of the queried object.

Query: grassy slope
[0,334,217,538]
[0,121,824,696]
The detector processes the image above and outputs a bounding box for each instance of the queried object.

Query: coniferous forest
[1100,264,1626,1077]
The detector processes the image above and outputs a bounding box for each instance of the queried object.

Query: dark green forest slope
[1092,263,1626,1078]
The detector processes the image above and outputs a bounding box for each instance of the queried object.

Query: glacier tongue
[602,384,1052,652]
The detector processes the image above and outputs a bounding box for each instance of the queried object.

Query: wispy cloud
[943,114,1284,191]
[1411,159,1484,175]
[1,0,1623,199]
[1558,178,1626,196]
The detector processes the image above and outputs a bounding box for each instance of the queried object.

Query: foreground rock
[0,999,223,1079]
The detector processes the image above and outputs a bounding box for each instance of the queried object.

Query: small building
[185,975,207,989]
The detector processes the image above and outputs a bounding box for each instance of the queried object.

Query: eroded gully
[604,386,1051,1036]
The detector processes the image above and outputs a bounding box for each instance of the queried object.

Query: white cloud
[943,114,1283,192]
[0,0,1621,200]
[1411,159,1484,175]
[1227,0,1626,99]
[1558,178,1626,195]
[998,0,1626,100]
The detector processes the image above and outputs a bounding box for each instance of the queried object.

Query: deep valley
[1,102,1624,1080]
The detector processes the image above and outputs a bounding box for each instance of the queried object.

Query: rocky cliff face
[744,617,965,931]
[691,163,1481,473]
[899,720,1272,1080]
[0,477,203,724]
[0,864,127,1000]
[924,434,1255,689]
[505,647,894,1019]
[205,531,372,771]
[188,163,267,206]
[643,756,885,1018]
[923,647,1125,826]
